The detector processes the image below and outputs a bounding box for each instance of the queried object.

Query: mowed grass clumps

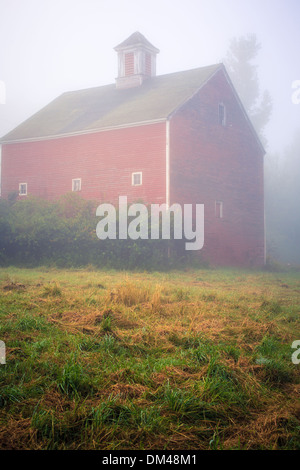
[0,267,299,450]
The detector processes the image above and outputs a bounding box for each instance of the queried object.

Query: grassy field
[0,266,299,450]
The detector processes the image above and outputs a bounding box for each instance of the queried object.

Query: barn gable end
[169,67,265,266]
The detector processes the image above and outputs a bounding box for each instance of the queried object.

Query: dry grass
[0,266,299,450]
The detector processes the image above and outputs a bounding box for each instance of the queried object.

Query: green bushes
[0,193,95,267]
[0,194,200,270]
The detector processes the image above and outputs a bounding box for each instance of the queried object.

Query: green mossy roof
[1,64,221,143]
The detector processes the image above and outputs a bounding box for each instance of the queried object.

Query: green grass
[0,266,299,450]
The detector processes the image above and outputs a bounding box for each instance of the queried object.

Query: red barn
[0,32,265,267]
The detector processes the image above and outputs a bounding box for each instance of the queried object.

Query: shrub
[0,193,203,270]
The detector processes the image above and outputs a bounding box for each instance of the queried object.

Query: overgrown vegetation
[0,193,200,271]
[0,267,299,450]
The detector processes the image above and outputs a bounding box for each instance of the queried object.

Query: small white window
[72,178,81,192]
[215,201,223,219]
[19,183,27,196]
[132,172,142,186]
[218,103,226,126]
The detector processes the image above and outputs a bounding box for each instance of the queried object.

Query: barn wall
[1,122,166,206]
[169,69,265,267]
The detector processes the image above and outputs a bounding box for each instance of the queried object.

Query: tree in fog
[223,34,300,266]
[264,130,300,264]
[279,131,300,263]
[223,34,272,147]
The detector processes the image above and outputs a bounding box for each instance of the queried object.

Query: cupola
[114,32,159,89]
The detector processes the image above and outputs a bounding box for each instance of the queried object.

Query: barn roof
[0,64,222,143]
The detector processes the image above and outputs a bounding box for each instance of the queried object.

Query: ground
[0,266,299,450]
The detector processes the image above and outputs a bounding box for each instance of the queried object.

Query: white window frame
[215,200,223,219]
[132,172,142,186]
[218,103,226,126]
[19,182,27,196]
[72,178,81,192]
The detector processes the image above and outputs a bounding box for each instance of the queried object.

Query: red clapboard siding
[1,122,167,206]
[169,69,265,267]
[145,53,152,76]
[125,53,135,76]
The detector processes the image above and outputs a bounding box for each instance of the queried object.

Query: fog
[0,0,299,154]
[0,0,299,264]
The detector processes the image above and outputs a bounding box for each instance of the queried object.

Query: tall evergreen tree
[223,34,272,147]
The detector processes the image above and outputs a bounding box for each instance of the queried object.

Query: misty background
[0,0,299,264]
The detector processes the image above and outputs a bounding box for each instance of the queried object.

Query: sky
[0,0,299,155]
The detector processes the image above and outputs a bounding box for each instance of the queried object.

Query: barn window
[132,172,142,186]
[218,103,226,126]
[72,178,81,192]
[215,201,223,218]
[19,183,27,196]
